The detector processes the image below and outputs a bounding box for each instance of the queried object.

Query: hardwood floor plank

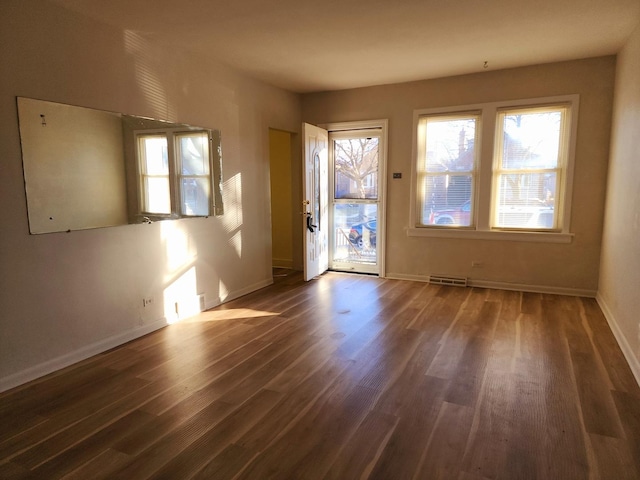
[1,271,638,479]
[459,291,520,478]
[217,335,319,405]
[233,356,351,453]
[60,449,131,480]
[612,390,640,479]
[137,338,272,415]
[445,301,500,406]
[322,409,399,480]
[590,433,639,479]
[108,400,236,479]
[149,388,284,479]
[414,401,475,480]
[0,375,150,464]
[191,443,257,480]
[580,298,640,395]
[368,375,448,479]
[372,333,442,416]
[236,385,379,480]
[460,369,513,478]
[0,461,31,480]
[27,409,156,479]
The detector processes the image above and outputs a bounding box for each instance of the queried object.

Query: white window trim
[408,95,579,243]
[136,127,215,219]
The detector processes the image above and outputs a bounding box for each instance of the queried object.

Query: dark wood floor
[1,269,640,479]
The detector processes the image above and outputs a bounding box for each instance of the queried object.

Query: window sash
[415,113,479,228]
[491,105,569,231]
[176,132,211,217]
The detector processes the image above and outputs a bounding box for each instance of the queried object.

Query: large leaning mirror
[17,97,223,234]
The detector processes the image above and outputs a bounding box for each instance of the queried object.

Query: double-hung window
[137,129,215,218]
[492,105,569,231]
[415,113,479,227]
[410,95,577,241]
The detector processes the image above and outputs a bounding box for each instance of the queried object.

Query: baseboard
[596,293,640,387]
[0,276,275,394]
[272,258,294,269]
[0,318,167,394]
[208,277,273,309]
[470,279,596,297]
[384,272,597,297]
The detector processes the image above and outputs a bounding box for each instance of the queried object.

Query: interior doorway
[269,128,295,270]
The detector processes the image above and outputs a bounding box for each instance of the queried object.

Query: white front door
[302,123,329,281]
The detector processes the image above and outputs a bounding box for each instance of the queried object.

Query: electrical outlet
[143,297,154,307]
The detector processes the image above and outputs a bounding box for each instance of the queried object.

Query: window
[410,95,578,242]
[415,113,479,227]
[176,132,211,216]
[493,105,569,230]
[139,135,171,214]
[137,130,216,218]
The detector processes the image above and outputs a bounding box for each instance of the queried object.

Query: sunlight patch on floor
[180,308,280,323]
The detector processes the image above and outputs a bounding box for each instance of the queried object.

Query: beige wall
[302,57,616,294]
[269,129,294,268]
[598,22,640,382]
[0,0,301,390]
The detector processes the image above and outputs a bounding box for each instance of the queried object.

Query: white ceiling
[49,0,640,93]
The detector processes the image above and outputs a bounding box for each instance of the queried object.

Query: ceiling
[48,0,640,93]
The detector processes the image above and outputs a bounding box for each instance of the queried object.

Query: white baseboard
[0,318,167,394]
[384,272,597,297]
[0,276,274,394]
[596,293,640,388]
[208,278,273,309]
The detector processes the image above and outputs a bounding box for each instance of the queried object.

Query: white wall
[302,57,616,295]
[598,22,640,383]
[0,0,301,391]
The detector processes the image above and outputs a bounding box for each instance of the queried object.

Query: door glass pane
[332,203,377,265]
[334,137,379,199]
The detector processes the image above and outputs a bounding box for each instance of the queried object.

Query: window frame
[136,128,217,219]
[414,111,481,229]
[408,95,579,244]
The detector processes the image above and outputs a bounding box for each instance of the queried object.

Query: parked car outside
[349,219,377,248]
[430,200,472,226]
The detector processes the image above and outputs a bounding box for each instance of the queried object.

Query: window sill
[406,227,573,244]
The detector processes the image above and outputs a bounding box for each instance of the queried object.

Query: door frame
[323,119,388,278]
